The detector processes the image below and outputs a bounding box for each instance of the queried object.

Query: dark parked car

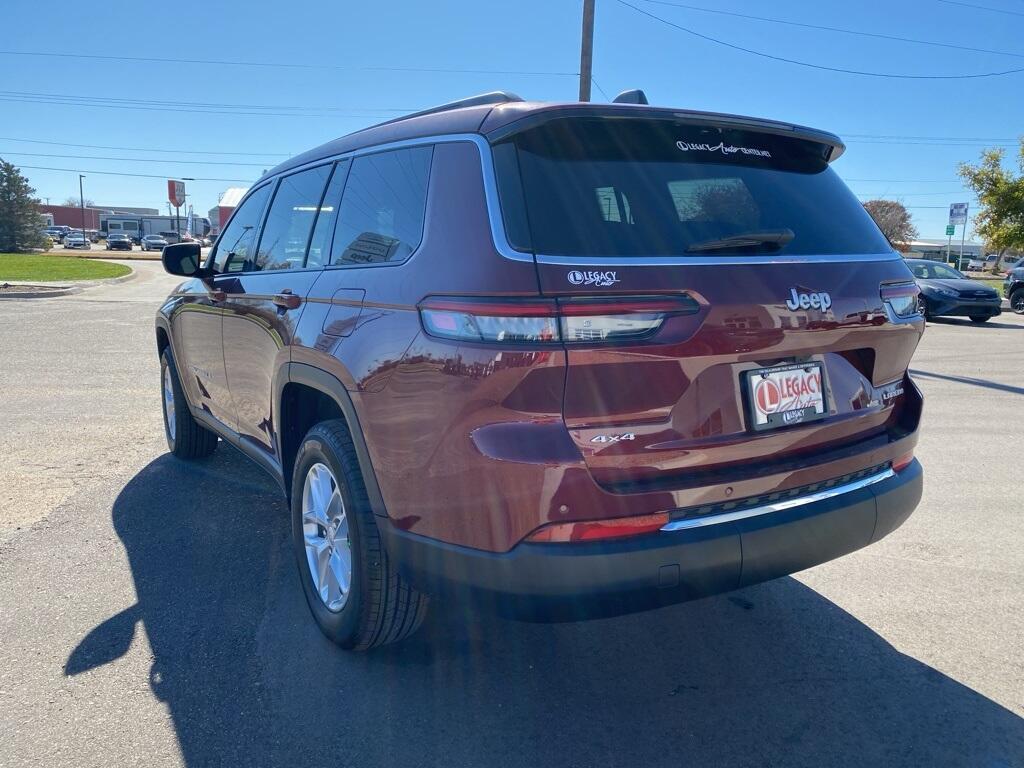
[905,258,1002,322]
[141,235,168,252]
[1004,264,1024,314]
[156,92,924,650]
[105,233,133,251]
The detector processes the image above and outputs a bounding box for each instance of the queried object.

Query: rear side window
[331,146,433,266]
[212,184,271,273]
[254,164,333,271]
[494,117,891,258]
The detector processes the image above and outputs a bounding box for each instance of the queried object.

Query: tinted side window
[305,160,349,269]
[212,184,271,273]
[254,165,333,272]
[331,146,432,265]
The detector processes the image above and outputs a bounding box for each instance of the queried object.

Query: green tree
[0,159,45,252]
[958,142,1024,274]
[862,199,918,250]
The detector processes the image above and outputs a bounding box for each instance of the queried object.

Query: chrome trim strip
[255,132,533,264]
[659,467,896,532]
[249,131,896,268]
[535,252,902,267]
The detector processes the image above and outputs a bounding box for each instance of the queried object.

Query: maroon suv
[156,92,924,650]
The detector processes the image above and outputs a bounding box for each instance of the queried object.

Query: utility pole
[579,0,595,102]
[78,175,87,245]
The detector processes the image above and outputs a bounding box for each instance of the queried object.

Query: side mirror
[161,242,206,277]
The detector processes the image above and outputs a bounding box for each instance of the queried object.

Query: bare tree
[863,200,918,250]
[62,196,95,207]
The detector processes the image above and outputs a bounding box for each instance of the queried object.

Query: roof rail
[376,91,524,128]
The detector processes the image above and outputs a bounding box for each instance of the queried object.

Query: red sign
[167,179,186,208]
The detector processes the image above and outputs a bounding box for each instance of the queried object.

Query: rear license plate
[744,362,827,431]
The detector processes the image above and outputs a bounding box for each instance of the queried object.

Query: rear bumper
[383,459,922,621]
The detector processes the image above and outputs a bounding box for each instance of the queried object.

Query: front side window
[331,146,433,266]
[211,184,271,273]
[253,165,333,272]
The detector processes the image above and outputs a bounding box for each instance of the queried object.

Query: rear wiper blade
[686,228,795,254]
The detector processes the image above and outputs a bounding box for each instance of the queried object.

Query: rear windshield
[492,117,891,258]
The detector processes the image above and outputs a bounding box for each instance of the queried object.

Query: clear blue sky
[2,0,1022,241]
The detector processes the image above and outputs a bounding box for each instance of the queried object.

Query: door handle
[273,290,302,311]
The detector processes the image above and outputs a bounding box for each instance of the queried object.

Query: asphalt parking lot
[0,262,1021,767]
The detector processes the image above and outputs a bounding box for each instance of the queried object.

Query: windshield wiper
[686,228,795,254]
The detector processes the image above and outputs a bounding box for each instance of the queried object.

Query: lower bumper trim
[660,467,895,531]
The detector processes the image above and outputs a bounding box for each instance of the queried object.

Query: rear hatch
[488,113,923,491]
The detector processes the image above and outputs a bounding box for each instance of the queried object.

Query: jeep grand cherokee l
[156,92,924,650]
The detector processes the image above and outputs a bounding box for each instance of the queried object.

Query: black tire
[160,349,218,459]
[917,296,931,320]
[1011,289,1024,315]
[291,420,428,651]
[969,315,990,323]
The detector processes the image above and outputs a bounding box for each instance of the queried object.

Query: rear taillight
[881,282,920,319]
[892,451,914,472]
[419,295,700,345]
[526,512,670,543]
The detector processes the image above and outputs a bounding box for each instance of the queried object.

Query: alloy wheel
[302,462,352,612]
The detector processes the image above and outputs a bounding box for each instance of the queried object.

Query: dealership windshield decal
[568,270,620,287]
[676,140,772,158]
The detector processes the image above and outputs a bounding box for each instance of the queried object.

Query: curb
[0,263,135,299]
[0,285,82,299]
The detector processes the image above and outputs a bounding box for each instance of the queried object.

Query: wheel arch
[277,363,388,517]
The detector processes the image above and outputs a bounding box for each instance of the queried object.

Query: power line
[0,136,290,157]
[843,133,1019,141]
[615,0,1024,79]
[843,178,963,183]
[638,0,1024,59]
[936,0,1024,16]
[0,95,398,119]
[0,89,408,114]
[0,49,577,76]
[16,165,253,183]
[0,151,270,167]
[848,139,1018,146]
[853,190,971,196]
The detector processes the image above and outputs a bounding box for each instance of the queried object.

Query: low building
[37,204,161,229]
[209,187,248,236]
[902,238,984,263]
[37,204,104,229]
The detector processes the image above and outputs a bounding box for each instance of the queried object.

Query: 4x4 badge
[568,270,619,287]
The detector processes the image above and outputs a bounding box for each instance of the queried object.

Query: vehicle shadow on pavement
[925,317,1023,330]
[910,369,1024,396]
[68,450,1024,768]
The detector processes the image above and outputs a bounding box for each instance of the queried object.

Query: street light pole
[579,0,595,102]
[78,174,87,245]
[959,202,969,267]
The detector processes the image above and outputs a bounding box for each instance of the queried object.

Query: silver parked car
[63,232,92,250]
[141,235,169,252]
